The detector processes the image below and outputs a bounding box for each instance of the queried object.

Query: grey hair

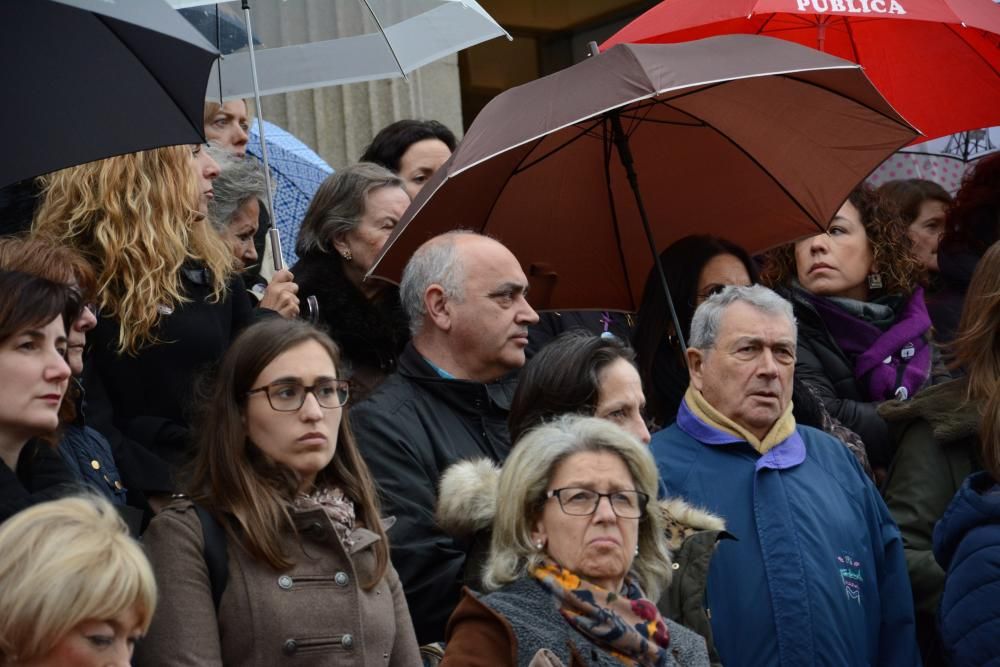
[206,148,270,232]
[482,415,672,600]
[295,162,404,257]
[399,230,476,337]
[689,284,797,350]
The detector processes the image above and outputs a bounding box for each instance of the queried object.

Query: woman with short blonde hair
[0,495,156,665]
[443,416,709,666]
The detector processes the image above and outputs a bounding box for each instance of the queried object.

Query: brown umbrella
[368,34,917,347]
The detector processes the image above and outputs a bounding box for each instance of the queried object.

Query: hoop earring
[867,272,883,290]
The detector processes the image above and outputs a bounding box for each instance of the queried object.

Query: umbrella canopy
[601,0,1000,143]
[369,35,917,313]
[867,126,999,193]
[168,0,509,98]
[0,0,218,188]
[247,120,334,267]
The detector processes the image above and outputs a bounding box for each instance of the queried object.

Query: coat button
[334,571,349,587]
[341,634,354,649]
[283,639,297,655]
[671,562,680,570]
[278,575,293,590]
[90,460,101,470]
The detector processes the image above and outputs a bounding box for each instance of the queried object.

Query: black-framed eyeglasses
[546,487,648,519]
[246,379,350,411]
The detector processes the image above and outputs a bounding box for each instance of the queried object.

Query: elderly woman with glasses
[136,318,419,666]
[441,416,709,667]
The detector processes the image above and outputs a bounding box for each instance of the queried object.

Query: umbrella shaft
[608,112,688,355]
[242,2,279,271]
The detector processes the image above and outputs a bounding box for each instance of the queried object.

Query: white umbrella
[170,0,508,276]
[867,127,999,194]
[169,0,510,98]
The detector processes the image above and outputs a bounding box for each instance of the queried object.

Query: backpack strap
[193,504,229,611]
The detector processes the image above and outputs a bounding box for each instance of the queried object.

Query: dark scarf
[292,251,409,371]
[806,287,932,401]
[532,560,671,666]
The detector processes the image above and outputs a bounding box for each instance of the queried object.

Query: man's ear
[424,285,452,332]
[687,347,706,392]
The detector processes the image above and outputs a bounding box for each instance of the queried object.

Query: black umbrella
[0,0,219,188]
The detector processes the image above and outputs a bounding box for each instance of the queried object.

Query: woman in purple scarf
[764,185,947,477]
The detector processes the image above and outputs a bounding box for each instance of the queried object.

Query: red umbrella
[602,0,1000,143]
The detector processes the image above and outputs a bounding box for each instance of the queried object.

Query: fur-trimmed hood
[435,458,725,553]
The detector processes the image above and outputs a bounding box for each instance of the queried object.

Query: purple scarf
[807,287,931,402]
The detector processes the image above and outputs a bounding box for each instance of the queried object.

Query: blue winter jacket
[933,471,1000,667]
[651,404,920,667]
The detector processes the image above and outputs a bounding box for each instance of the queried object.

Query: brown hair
[950,242,1000,479]
[877,178,951,224]
[0,235,96,301]
[761,185,923,296]
[186,318,388,588]
[0,237,96,424]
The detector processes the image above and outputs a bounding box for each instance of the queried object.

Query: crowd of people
[0,93,998,667]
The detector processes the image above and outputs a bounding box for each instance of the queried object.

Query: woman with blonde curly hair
[0,495,156,665]
[32,145,251,515]
[762,185,945,472]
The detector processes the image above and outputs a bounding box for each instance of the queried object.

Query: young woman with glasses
[136,318,420,666]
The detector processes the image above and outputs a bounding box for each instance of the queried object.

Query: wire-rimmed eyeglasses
[246,379,350,412]
[546,487,648,519]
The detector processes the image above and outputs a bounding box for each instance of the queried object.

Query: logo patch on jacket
[837,552,864,605]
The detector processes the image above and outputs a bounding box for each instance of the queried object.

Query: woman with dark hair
[0,237,127,508]
[878,179,951,274]
[292,163,411,402]
[763,185,946,472]
[360,119,456,199]
[137,318,419,665]
[508,331,649,445]
[927,153,1000,345]
[632,236,757,428]
[0,271,79,523]
[881,241,1000,665]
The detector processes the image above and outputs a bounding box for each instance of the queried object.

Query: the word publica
[796,0,907,14]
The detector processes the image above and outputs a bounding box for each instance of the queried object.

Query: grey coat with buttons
[135,499,421,666]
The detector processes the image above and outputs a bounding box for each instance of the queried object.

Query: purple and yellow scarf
[532,560,671,666]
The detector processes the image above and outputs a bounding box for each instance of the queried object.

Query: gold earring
[342,250,353,261]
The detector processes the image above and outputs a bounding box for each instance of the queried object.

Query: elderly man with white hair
[650,285,919,667]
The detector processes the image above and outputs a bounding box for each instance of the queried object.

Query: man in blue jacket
[651,285,919,666]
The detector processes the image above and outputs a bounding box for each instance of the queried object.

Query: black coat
[782,287,894,467]
[291,251,409,403]
[84,268,252,501]
[0,438,77,523]
[350,343,517,645]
